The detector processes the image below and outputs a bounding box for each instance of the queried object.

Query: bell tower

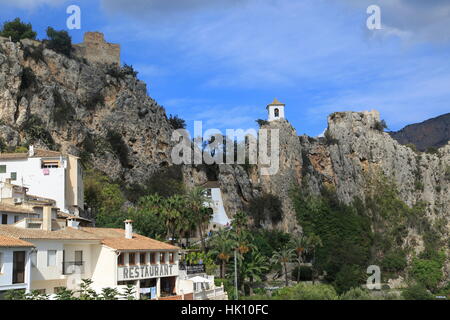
[267,98,285,122]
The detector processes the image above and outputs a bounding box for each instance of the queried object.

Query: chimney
[28,145,35,157]
[67,218,80,230]
[124,220,133,239]
[42,206,52,231]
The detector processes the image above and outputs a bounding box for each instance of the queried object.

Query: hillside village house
[0,235,34,298]
[0,146,84,216]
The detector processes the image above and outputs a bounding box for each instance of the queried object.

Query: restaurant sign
[118,264,179,281]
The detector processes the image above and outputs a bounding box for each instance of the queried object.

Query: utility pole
[234,249,238,300]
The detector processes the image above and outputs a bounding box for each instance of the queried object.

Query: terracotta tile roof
[81,227,180,251]
[0,225,179,251]
[0,203,35,214]
[31,149,62,158]
[0,149,62,160]
[0,152,28,160]
[0,235,34,247]
[201,181,220,189]
[0,225,102,240]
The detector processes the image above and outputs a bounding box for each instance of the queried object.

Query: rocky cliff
[0,36,448,260]
[0,36,175,186]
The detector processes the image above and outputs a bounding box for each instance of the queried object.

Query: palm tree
[271,246,296,287]
[306,233,323,284]
[240,251,269,295]
[289,234,308,283]
[161,195,185,244]
[209,229,236,278]
[186,187,212,252]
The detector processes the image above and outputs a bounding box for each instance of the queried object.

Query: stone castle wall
[73,32,120,66]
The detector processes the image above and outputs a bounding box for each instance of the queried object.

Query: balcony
[62,261,85,275]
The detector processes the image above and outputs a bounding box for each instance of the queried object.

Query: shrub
[333,264,366,294]
[85,91,105,111]
[21,114,55,148]
[45,27,72,57]
[402,284,434,300]
[381,251,407,273]
[273,283,339,300]
[340,287,373,300]
[106,130,130,168]
[23,44,45,64]
[405,143,418,152]
[256,119,269,127]
[122,64,138,77]
[0,18,36,42]
[410,258,443,291]
[20,67,37,91]
[374,119,388,132]
[426,147,438,154]
[168,114,186,130]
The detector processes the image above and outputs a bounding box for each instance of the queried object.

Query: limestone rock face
[0,37,175,185]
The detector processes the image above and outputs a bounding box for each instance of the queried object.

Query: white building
[0,235,34,298]
[0,146,84,215]
[267,98,286,122]
[202,181,231,231]
[0,214,184,299]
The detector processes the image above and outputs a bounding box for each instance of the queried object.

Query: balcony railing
[62,261,84,275]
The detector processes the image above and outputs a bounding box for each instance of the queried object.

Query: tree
[186,187,212,252]
[46,27,72,57]
[161,194,186,244]
[306,233,323,284]
[99,287,119,300]
[271,246,296,287]
[209,229,236,278]
[55,288,75,300]
[240,251,269,295]
[77,279,98,300]
[0,18,37,42]
[289,234,308,283]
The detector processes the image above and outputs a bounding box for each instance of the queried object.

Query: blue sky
[1,0,449,137]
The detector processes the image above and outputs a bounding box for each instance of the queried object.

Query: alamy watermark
[170,121,280,176]
[367,5,382,30]
[366,265,381,290]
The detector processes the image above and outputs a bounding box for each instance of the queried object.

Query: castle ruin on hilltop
[73,32,120,66]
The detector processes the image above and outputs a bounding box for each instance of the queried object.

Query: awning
[189,276,212,283]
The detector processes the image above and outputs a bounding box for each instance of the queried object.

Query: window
[0,252,3,273]
[160,252,166,264]
[75,251,83,265]
[128,253,136,266]
[1,214,7,225]
[14,216,20,223]
[13,251,26,284]
[169,252,174,264]
[150,253,156,265]
[47,250,57,267]
[0,165,6,173]
[274,108,280,117]
[10,172,17,181]
[117,253,124,266]
[41,161,59,169]
[140,253,146,265]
